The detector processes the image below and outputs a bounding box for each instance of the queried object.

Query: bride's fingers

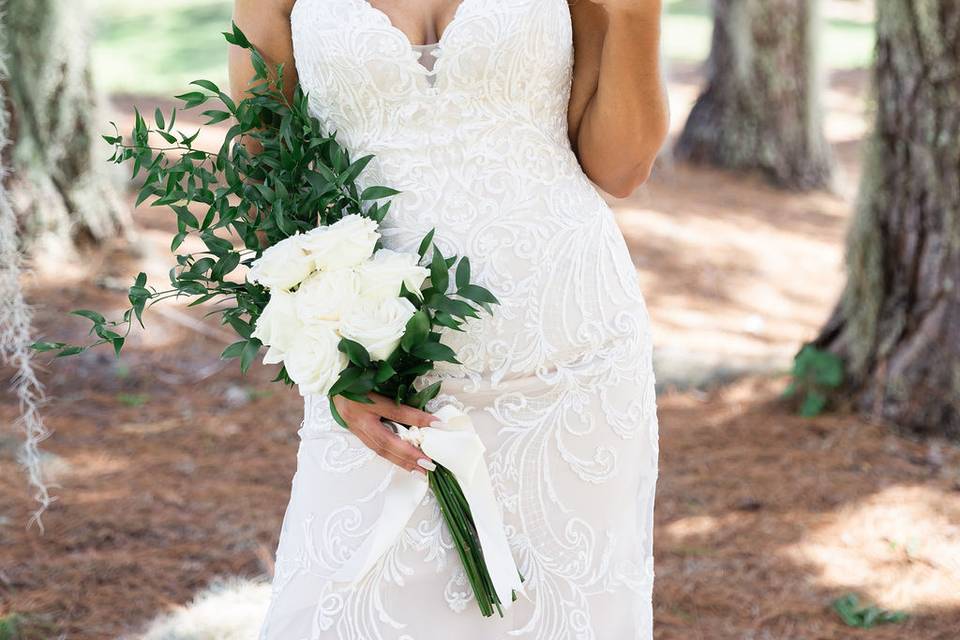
[368,394,435,428]
[355,416,431,475]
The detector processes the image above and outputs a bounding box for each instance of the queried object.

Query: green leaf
[239,339,261,373]
[432,311,463,331]
[339,338,372,368]
[190,79,221,93]
[374,361,396,384]
[832,594,907,629]
[224,22,252,49]
[430,248,449,294]
[154,107,165,130]
[411,341,459,364]
[455,256,470,289]
[328,396,350,429]
[799,391,827,418]
[341,154,374,185]
[111,337,125,358]
[417,228,435,261]
[360,185,401,201]
[175,91,208,109]
[202,110,232,125]
[428,295,480,320]
[71,309,106,325]
[31,341,67,352]
[329,366,364,398]
[456,283,499,306]
[225,315,253,339]
[401,310,430,352]
[407,381,442,410]
[55,346,85,358]
[211,252,241,280]
[221,340,247,359]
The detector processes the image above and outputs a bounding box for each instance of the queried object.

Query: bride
[230,0,669,637]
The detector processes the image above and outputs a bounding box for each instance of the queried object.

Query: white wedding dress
[259,1,659,638]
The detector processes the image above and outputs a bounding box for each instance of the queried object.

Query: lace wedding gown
[259,1,659,638]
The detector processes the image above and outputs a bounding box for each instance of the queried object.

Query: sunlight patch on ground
[136,577,271,640]
[663,514,722,540]
[784,485,960,610]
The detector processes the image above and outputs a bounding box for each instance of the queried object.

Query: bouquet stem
[429,464,516,617]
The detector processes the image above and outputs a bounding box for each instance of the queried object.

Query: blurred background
[2,0,959,638]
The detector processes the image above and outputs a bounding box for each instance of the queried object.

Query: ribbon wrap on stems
[330,405,525,608]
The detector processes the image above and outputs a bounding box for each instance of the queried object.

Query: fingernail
[429,420,448,428]
[411,468,427,478]
[417,458,437,472]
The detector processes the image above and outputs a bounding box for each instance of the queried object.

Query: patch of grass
[92,0,232,96]
[663,0,875,69]
[832,593,908,629]
[0,614,22,640]
[116,392,151,407]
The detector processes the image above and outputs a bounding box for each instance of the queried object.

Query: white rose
[300,214,380,271]
[339,297,416,362]
[355,248,430,301]
[283,325,347,397]
[295,268,361,324]
[248,234,314,291]
[251,289,303,365]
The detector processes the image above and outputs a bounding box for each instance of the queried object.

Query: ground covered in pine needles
[3,64,960,639]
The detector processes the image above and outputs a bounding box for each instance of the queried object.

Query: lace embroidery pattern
[259,1,659,638]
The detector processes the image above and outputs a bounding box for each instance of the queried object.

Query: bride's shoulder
[234,0,298,19]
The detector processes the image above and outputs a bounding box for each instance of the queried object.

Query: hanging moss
[0,3,53,524]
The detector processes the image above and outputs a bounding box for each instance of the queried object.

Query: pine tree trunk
[674,0,833,190]
[2,0,127,249]
[813,0,960,437]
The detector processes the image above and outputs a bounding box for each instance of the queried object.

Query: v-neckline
[360,1,470,48]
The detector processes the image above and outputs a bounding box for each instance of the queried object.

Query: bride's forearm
[575,3,669,197]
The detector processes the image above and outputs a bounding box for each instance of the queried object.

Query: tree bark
[2,0,127,249]
[674,0,833,190]
[813,0,960,438]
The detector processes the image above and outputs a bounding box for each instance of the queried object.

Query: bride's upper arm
[566,1,606,151]
[229,0,299,104]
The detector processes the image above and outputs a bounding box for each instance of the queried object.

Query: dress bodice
[291,0,574,149]
[290,0,650,385]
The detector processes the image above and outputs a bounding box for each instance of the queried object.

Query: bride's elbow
[592,159,655,199]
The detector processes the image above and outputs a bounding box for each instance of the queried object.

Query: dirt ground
[3,64,960,639]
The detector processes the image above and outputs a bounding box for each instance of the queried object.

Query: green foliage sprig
[832,594,907,629]
[31,24,495,397]
[784,345,844,417]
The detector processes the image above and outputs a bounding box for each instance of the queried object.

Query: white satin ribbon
[330,404,525,608]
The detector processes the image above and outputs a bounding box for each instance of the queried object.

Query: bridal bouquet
[32,24,522,616]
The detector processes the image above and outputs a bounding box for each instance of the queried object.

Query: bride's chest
[290,0,573,102]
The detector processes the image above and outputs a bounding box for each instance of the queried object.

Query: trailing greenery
[832,593,907,629]
[31,23,493,403]
[784,345,844,417]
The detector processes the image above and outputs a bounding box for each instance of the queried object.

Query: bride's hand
[332,393,438,476]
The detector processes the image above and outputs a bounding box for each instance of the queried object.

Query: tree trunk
[2,0,127,249]
[674,0,833,190]
[813,0,960,438]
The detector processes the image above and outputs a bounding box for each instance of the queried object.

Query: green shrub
[784,345,844,417]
